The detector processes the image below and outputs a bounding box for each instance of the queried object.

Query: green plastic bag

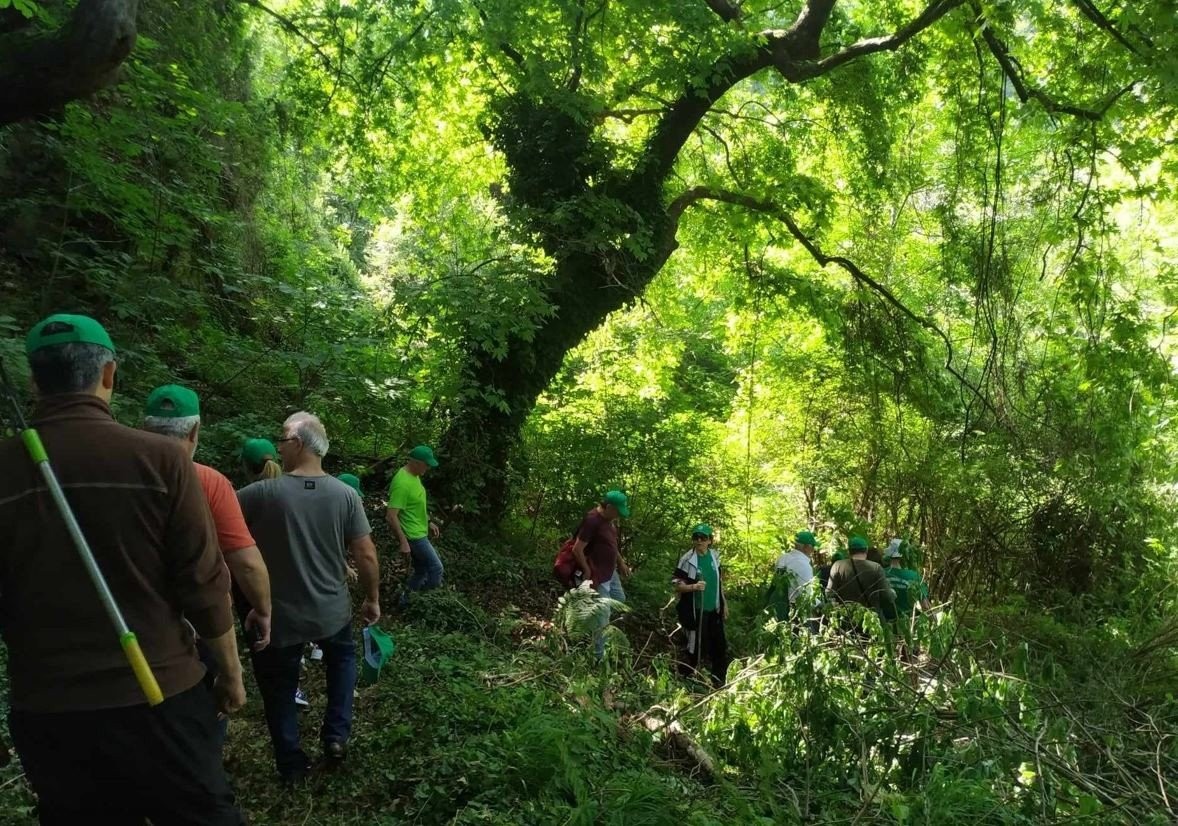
[359,625,395,686]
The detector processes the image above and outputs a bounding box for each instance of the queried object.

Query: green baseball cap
[242,438,278,466]
[145,384,200,418]
[849,535,869,552]
[337,473,361,493]
[691,523,713,538]
[795,530,820,548]
[832,550,848,562]
[26,313,115,356]
[603,489,630,518]
[409,444,439,468]
[359,625,396,687]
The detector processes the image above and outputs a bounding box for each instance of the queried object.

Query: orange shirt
[195,463,255,554]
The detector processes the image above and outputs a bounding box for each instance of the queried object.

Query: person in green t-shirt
[672,524,730,687]
[384,445,443,606]
[882,539,931,616]
[883,538,930,660]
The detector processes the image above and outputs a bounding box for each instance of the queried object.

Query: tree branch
[668,186,1003,421]
[365,9,436,95]
[632,42,778,189]
[241,0,343,79]
[974,4,1133,122]
[804,0,964,77]
[594,107,666,123]
[474,2,525,67]
[1070,0,1143,55]
[703,0,742,24]
[0,0,138,126]
[633,0,963,191]
[787,0,837,57]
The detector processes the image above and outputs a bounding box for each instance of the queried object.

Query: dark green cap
[337,473,361,493]
[409,444,439,468]
[795,530,820,548]
[242,438,278,466]
[832,550,848,562]
[145,384,200,418]
[26,313,115,356]
[603,489,630,518]
[691,523,713,538]
[359,625,396,687]
[849,535,869,552]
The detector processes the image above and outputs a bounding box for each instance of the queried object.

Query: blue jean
[250,622,356,778]
[404,537,444,598]
[594,571,626,658]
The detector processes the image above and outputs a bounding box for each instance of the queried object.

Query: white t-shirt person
[774,547,815,606]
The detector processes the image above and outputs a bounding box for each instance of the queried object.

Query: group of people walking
[1,312,933,823]
[669,526,931,688]
[561,512,931,692]
[0,314,448,823]
[769,530,932,634]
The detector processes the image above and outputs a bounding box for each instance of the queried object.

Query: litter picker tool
[0,360,164,706]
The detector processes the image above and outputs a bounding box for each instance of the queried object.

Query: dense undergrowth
[0,527,1172,825]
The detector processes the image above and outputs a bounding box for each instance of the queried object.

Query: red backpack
[552,537,580,589]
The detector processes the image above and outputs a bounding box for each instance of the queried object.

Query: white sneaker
[295,688,310,708]
[309,644,323,662]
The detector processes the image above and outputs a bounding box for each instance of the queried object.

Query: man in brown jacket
[0,314,246,825]
[825,535,896,618]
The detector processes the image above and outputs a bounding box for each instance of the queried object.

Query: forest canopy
[4,0,1175,591]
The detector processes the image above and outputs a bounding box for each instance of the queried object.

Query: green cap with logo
[849,535,869,552]
[337,473,361,493]
[26,313,115,356]
[691,523,713,538]
[145,384,200,418]
[242,438,278,466]
[359,625,396,687]
[409,444,439,468]
[794,530,820,548]
[603,489,630,518]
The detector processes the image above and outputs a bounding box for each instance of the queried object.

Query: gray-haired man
[142,384,272,650]
[238,411,381,785]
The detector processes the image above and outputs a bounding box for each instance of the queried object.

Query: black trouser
[9,682,245,826]
[685,610,730,687]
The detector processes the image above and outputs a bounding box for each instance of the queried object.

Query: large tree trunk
[434,240,675,510]
[433,0,979,512]
[0,0,139,125]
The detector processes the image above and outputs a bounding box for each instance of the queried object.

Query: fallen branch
[640,712,717,779]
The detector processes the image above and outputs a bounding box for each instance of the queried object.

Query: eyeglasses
[275,436,299,445]
[692,534,710,542]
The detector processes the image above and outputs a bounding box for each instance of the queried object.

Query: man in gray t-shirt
[238,412,380,785]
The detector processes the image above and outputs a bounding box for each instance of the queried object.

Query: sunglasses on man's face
[275,436,299,445]
[692,534,710,542]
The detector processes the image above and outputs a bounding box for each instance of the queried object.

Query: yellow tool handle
[121,633,164,706]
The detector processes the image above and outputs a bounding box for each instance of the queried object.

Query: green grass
[0,537,1175,825]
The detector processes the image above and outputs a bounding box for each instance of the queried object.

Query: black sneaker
[323,740,347,763]
[280,766,309,789]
